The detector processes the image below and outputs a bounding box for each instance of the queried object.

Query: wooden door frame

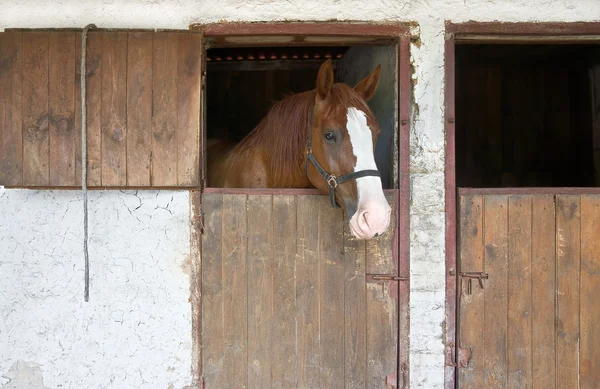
[444,21,600,389]
[194,21,413,388]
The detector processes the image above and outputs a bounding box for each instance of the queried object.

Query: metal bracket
[370,274,409,281]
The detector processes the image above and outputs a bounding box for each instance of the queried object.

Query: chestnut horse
[207,59,391,240]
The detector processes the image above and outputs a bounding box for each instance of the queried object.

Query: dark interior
[455,44,600,188]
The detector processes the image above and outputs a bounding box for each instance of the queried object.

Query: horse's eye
[324,132,336,142]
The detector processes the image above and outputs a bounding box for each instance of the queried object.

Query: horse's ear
[354,64,381,101]
[316,59,334,100]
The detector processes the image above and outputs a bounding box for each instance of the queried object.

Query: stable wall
[2,1,600,389]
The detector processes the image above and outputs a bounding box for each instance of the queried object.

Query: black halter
[305,105,381,208]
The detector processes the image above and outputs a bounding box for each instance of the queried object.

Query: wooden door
[201,191,401,389]
[457,191,600,389]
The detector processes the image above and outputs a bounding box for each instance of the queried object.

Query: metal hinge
[460,271,488,294]
[369,274,409,281]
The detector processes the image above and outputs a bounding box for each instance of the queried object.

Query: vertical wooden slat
[221,194,248,389]
[366,192,396,274]
[580,195,600,388]
[296,195,321,389]
[0,31,23,186]
[74,33,81,185]
[101,31,127,186]
[271,195,297,388]
[318,198,344,389]
[84,31,102,186]
[22,31,49,185]
[483,195,508,389]
[531,195,556,388]
[201,193,224,388]
[458,194,485,387]
[555,195,580,389]
[48,31,76,186]
[343,220,366,389]
[126,31,153,186]
[507,195,532,388]
[247,195,273,389]
[151,32,178,186]
[177,32,201,186]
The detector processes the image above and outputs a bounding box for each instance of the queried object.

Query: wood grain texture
[22,31,49,185]
[0,31,23,186]
[507,195,532,388]
[73,33,82,185]
[555,195,580,389]
[48,31,76,186]
[221,194,248,389]
[126,31,153,186]
[247,195,273,389]
[531,195,556,388]
[84,31,102,186]
[458,194,485,388]
[177,32,201,186]
[100,31,127,186]
[366,192,396,274]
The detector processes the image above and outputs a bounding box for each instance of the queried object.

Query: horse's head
[307,59,391,240]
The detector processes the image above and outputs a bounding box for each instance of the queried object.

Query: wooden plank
[22,31,49,185]
[366,192,396,274]
[247,194,273,389]
[126,31,153,186]
[101,31,127,186]
[177,32,201,186]
[201,193,224,387]
[48,31,76,186]
[84,31,102,186]
[318,197,345,389]
[507,195,532,388]
[530,195,556,388]
[483,195,508,389]
[152,32,178,186]
[457,194,485,387]
[343,215,367,389]
[366,280,398,388]
[0,31,23,186]
[271,195,297,389]
[580,195,600,388]
[296,195,321,389]
[221,194,248,389]
[74,33,81,185]
[555,195,580,389]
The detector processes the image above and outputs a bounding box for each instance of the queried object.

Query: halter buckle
[326,175,338,188]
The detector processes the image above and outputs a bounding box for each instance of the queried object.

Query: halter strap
[305,105,381,208]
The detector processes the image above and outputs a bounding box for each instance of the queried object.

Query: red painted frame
[201,22,412,388]
[444,21,600,389]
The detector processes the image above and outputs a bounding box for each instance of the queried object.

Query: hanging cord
[81,23,96,302]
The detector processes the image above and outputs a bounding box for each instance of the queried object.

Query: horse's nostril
[373,232,379,238]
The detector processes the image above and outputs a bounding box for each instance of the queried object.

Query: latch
[370,274,409,281]
[460,271,488,294]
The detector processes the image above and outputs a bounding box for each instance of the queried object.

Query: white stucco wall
[2,1,600,388]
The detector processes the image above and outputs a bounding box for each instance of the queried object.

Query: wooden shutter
[0,30,203,187]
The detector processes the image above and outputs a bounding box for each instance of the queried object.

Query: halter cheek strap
[305,105,381,208]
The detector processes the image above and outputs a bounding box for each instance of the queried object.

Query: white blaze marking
[346,107,385,205]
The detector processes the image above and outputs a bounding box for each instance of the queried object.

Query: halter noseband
[305,105,381,208]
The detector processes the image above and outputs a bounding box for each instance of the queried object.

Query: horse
[207,59,391,240]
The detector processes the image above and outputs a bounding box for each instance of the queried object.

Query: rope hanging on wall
[81,23,96,302]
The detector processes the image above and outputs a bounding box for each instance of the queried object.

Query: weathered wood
[507,195,532,388]
[0,31,23,186]
[220,194,248,389]
[555,195,580,389]
[580,195,600,388]
[318,196,345,389]
[366,192,396,274]
[483,195,508,389]
[84,31,102,186]
[295,195,321,389]
[271,195,297,389]
[49,32,76,186]
[531,195,556,388]
[74,33,82,185]
[126,31,153,186]
[100,31,127,186]
[201,193,224,387]
[458,194,485,388]
[247,195,273,389]
[177,32,202,186]
[152,32,178,186]
[22,31,49,185]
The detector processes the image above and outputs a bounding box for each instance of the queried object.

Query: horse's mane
[228,83,375,187]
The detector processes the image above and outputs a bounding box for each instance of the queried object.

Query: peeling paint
[1,361,47,389]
